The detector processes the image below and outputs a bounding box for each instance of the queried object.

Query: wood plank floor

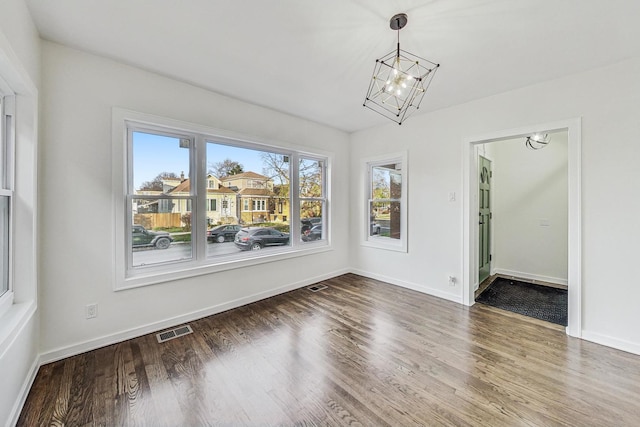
[18,274,640,426]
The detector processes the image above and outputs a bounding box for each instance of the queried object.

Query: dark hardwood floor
[18,274,640,426]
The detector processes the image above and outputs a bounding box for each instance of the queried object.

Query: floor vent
[156,325,193,343]
[307,284,328,292]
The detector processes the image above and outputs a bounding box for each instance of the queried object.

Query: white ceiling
[25,0,640,133]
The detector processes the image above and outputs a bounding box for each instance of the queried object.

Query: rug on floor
[476,277,568,326]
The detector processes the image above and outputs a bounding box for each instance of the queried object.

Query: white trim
[119,244,332,290]
[40,268,350,364]
[8,354,39,427]
[350,268,463,304]
[581,331,640,356]
[462,118,582,338]
[0,300,35,360]
[492,268,568,287]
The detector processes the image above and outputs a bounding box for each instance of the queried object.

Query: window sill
[361,237,407,253]
[0,300,36,358]
[117,241,332,291]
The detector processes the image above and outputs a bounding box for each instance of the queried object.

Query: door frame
[462,118,582,337]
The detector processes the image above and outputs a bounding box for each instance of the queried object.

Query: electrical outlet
[448,276,456,286]
[86,303,97,319]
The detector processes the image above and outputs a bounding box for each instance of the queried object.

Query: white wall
[350,57,640,354]
[38,41,351,359]
[0,0,40,425]
[490,133,568,284]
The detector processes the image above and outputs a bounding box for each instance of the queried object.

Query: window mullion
[194,135,206,262]
[290,153,300,245]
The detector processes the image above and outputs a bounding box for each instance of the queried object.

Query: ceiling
[25,0,640,133]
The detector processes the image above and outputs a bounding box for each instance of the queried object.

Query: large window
[116,110,330,288]
[363,153,407,252]
[0,93,14,307]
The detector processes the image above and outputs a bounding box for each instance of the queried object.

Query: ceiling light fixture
[525,133,551,150]
[363,13,440,125]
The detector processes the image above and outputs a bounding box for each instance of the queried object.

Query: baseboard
[8,356,39,427]
[350,269,462,304]
[39,268,350,365]
[581,331,640,356]
[493,268,568,286]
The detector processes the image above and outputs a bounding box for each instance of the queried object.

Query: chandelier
[525,133,551,150]
[363,13,440,125]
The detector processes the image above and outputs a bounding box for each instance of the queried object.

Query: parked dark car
[132,224,173,249]
[234,227,290,251]
[207,224,241,243]
[306,217,322,226]
[301,219,313,237]
[302,224,322,241]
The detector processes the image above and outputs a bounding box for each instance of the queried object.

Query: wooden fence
[134,213,182,229]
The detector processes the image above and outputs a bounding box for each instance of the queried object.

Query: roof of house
[207,186,236,194]
[167,179,236,195]
[220,171,268,181]
[168,179,190,193]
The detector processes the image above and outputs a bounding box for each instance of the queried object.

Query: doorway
[462,118,582,337]
[475,133,568,325]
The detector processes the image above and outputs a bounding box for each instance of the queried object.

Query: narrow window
[0,94,13,302]
[128,129,194,270]
[364,153,407,252]
[300,157,326,242]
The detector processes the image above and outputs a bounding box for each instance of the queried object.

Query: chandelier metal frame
[363,13,440,125]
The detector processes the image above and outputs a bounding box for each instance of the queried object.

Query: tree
[181,212,191,230]
[372,168,391,199]
[228,164,243,175]
[138,172,179,191]
[261,153,289,186]
[299,159,322,198]
[210,158,243,178]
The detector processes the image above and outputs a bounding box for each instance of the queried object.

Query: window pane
[0,196,8,297]
[369,162,402,240]
[132,198,192,267]
[369,200,401,239]
[299,158,323,197]
[301,200,324,242]
[372,164,402,200]
[132,131,190,194]
[206,142,291,258]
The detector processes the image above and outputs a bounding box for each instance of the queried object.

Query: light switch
[449,192,456,202]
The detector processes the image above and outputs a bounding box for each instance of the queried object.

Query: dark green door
[479,156,492,283]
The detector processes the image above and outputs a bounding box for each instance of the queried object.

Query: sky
[132,132,268,189]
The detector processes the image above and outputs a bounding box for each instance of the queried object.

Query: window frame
[299,155,328,244]
[362,151,408,253]
[0,90,15,317]
[112,108,332,290]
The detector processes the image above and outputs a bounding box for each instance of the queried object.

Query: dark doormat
[476,277,568,326]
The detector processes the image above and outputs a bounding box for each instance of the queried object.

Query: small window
[363,153,407,252]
